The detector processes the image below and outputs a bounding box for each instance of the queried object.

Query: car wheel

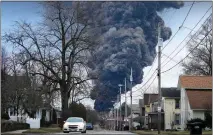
[81,130,86,133]
[63,131,69,133]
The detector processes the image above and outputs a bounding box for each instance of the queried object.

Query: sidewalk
[1,130,27,134]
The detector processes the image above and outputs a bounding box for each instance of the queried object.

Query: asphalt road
[1,129,136,135]
[53,130,136,135]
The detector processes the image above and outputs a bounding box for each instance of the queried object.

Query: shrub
[205,111,212,129]
[1,120,30,132]
[1,113,10,120]
[187,118,206,129]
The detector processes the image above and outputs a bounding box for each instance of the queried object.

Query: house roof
[186,89,212,110]
[161,87,180,98]
[144,94,158,105]
[179,76,212,89]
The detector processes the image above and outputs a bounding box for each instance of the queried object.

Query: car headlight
[63,124,68,129]
[79,124,85,128]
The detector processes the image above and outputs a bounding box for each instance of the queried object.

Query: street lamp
[118,84,123,131]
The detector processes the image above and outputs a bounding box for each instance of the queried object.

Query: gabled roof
[161,87,180,98]
[186,89,212,110]
[179,75,212,89]
[144,94,158,105]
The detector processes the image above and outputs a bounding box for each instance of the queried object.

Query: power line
[132,75,157,98]
[119,3,210,101]
[162,53,178,63]
[161,7,212,66]
[133,2,197,95]
[180,1,195,27]
[132,70,157,94]
[161,12,212,69]
[162,26,181,51]
[131,4,196,95]
[143,2,196,79]
[162,1,195,51]
[161,28,212,74]
[143,57,157,79]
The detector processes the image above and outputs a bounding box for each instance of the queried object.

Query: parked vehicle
[86,123,93,130]
[63,117,86,133]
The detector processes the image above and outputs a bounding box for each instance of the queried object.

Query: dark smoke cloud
[81,2,184,112]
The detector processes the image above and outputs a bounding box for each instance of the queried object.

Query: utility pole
[116,95,119,130]
[118,84,123,131]
[124,78,127,123]
[157,23,163,134]
[212,30,213,132]
[129,68,133,131]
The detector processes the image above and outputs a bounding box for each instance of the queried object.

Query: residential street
[54,130,135,135]
[2,130,136,135]
[1,1,212,134]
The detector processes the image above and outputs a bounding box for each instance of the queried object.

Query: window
[175,114,180,125]
[175,99,180,109]
[66,117,83,122]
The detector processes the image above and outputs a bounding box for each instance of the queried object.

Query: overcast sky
[2,1,212,109]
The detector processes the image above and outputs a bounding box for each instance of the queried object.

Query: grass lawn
[22,127,62,133]
[133,130,212,135]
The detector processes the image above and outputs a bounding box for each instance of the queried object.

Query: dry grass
[133,130,212,135]
[22,127,61,133]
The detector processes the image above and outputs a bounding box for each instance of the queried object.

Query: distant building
[143,93,158,128]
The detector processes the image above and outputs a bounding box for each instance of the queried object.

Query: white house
[148,88,181,130]
[161,88,181,130]
[8,106,52,129]
[178,75,212,130]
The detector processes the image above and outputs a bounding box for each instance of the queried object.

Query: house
[139,99,145,116]
[132,104,140,117]
[148,88,180,130]
[178,75,212,130]
[148,99,164,130]
[4,75,61,128]
[143,94,158,128]
[161,88,181,130]
[126,104,140,120]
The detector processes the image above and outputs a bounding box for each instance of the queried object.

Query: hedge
[1,120,30,132]
[1,113,10,120]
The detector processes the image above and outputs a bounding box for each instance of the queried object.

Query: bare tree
[3,2,97,118]
[1,46,10,113]
[182,15,212,75]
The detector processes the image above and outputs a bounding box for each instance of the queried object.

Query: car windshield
[66,117,83,122]
[86,123,92,126]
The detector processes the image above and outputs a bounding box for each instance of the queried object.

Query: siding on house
[180,88,191,130]
[193,111,205,120]
[164,98,180,130]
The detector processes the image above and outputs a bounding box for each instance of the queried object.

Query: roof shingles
[186,90,212,110]
[179,76,212,89]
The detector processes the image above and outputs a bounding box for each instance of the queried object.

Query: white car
[63,117,86,133]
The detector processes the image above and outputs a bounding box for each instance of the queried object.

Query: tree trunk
[61,88,69,120]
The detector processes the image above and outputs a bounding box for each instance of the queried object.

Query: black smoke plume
[81,2,184,112]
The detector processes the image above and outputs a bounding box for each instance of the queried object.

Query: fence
[10,116,27,123]
[26,118,41,129]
